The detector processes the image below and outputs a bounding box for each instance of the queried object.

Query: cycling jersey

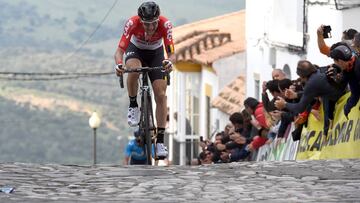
[118,15,174,55]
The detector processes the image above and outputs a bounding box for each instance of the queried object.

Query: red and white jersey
[118,16,174,54]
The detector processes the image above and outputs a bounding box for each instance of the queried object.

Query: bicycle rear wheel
[141,91,152,165]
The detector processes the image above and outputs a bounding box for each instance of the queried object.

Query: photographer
[262,79,281,112]
[317,24,358,57]
[275,60,347,136]
[329,42,360,117]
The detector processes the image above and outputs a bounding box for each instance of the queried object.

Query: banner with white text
[296,93,360,160]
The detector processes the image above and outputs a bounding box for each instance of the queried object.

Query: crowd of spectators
[196,25,360,165]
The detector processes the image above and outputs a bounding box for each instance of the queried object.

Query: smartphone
[199,136,203,142]
[323,25,332,38]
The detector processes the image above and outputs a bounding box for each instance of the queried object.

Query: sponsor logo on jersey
[124,19,134,39]
[164,21,173,41]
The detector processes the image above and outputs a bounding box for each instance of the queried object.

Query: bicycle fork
[140,85,158,163]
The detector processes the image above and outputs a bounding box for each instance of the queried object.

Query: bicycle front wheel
[142,91,152,165]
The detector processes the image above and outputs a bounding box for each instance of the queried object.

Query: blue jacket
[124,139,147,162]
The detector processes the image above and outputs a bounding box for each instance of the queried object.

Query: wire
[65,0,119,61]
[77,78,114,86]
[0,71,113,76]
[0,72,114,81]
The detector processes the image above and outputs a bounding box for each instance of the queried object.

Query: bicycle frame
[139,71,156,165]
[118,66,168,165]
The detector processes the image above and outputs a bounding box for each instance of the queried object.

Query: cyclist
[114,1,175,158]
[124,130,147,165]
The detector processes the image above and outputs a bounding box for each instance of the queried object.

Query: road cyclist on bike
[114,1,175,159]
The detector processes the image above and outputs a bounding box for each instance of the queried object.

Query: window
[253,73,260,100]
[185,73,200,136]
[185,73,200,163]
[255,79,260,100]
[283,64,291,79]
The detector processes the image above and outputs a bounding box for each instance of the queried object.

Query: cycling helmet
[330,44,353,61]
[138,1,160,22]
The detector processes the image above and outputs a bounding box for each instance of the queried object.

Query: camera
[332,64,341,77]
[323,25,332,39]
[326,64,342,83]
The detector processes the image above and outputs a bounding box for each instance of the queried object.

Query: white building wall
[213,52,246,90]
[212,52,247,132]
[199,52,246,140]
[246,0,305,98]
[246,0,360,98]
[306,5,360,66]
[276,50,303,80]
[199,67,217,140]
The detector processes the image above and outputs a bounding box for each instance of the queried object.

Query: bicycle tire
[142,90,152,165]
[147,91,157,158]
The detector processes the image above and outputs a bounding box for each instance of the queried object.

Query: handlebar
[117,66,170,88]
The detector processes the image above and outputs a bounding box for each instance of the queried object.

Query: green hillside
[0,96,124,164]
[0,51,130,164]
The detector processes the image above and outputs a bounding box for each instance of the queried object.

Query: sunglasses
[141,19,159,27]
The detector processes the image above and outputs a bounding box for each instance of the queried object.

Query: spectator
[219,131,249,163]
[240,109,255,139]
[197,150,213,165]
[353,32,360,56]
[272,69,287,80]
[275,60,347,135]
[329,42,360,117]
[278,79,293,97]
[262,79,281,112]
[247,128,269,152]
[229,112,244,133]
[224,123,233,136]
[317,25,358,57]
[124,130,147,165]
[244,97,269,129]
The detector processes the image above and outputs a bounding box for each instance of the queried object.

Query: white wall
[246,0,360,98]
[306,5,360,66]
[276,50,303,80]
[213,52,246,90]
[200,67,218,139]
[212,52,247,134]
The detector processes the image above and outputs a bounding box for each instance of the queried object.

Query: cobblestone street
[0,159,359,202]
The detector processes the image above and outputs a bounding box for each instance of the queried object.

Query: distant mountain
[0,0,245,164]
[0,51,127,164]
[0,0,245,55]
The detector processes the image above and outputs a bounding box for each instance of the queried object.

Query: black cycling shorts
[125,43,166,83]
[130,158,147,165]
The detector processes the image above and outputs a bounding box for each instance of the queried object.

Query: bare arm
[317,25,330,56]
[123,156,130,165]
[114,47,125,65]
[166,53,176,63]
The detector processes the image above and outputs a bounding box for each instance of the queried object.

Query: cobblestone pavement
[0,159,359,202]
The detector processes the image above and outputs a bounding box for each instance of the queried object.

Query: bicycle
[118,66,170,165]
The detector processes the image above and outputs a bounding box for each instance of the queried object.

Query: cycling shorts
[130,158,147,165]
[125,43,166,83]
